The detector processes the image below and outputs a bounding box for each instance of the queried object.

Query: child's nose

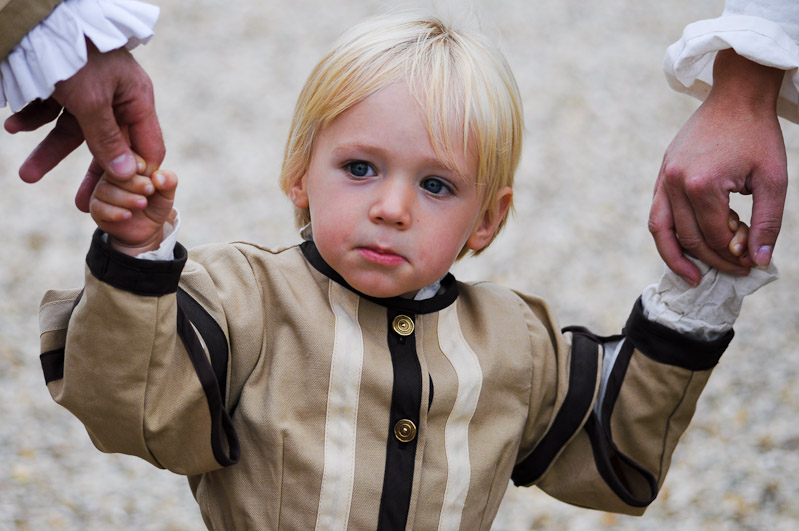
[369,179,413,228]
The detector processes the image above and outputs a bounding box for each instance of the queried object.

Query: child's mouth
[357,246,406,266]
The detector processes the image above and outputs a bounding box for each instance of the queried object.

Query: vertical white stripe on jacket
[437,303,484,530]
[315,284,363,530]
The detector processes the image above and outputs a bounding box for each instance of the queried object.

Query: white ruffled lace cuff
[664,14,799,123]
[642,257,778,342]
[0,0,159,112]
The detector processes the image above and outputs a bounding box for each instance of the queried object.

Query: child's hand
[89,164,178,256]
[727,209,752,266]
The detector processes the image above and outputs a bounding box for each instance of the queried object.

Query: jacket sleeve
[510,297,732,516]
[0,0,63,60]
[38,230,258,476]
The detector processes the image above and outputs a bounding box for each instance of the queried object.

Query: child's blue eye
[347,161,374,178]
[421,178,449,195]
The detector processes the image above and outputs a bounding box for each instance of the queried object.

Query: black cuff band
[624,297,733,371]
[86,229,187,296]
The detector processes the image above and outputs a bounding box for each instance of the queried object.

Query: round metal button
[393,419,417,443]
[392,315,414,336]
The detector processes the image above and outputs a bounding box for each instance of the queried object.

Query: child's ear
[290,174,310,209]
[466,187,513,252]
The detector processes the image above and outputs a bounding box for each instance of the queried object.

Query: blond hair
[279,11,523,256]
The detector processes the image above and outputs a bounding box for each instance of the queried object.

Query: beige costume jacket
[38,232,732,530]
[0,0,63,60]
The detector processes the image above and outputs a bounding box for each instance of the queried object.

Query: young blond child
[39,12,775,530]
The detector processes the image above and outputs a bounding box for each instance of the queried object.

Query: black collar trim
[300,241,458,314]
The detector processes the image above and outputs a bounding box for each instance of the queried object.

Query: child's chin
[352,281,418,300]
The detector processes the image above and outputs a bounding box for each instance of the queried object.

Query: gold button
[394,419,417,442]
[392,315,414,336]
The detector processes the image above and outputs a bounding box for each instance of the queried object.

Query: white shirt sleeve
[0,0,159,112]
[664,0,799,122]
[641,257,778,341]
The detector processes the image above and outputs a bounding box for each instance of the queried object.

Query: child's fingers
[101,173,156,196]
[727,209,753,266]
[727,209,740,232]
[729,219,750,258]
[89,196,133,223]
[93,177,151,211]
[151,170,178,200]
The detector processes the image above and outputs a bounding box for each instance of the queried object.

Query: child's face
[291,82,510,298]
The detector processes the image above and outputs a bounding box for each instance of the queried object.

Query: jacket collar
[300,241,458,314]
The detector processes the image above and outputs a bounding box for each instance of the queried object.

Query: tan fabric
[0,0,64,60]
[40,241,719,529]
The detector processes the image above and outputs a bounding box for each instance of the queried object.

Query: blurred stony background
[1,0,797,529]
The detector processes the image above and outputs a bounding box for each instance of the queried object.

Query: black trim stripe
[177,288,230,402]
[40,290,83,385]
[586,337,658,506]
[40,349,65,384]
[584,412,658,507]
[176,303,240,467]
[86,229,187,296]
[511,330,600,486]
[625,297,732,371]
[301,240,458,314]
[377,310,422,531]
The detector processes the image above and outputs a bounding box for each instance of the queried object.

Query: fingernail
[754,245,773,267]
[110,154,136,177]
[728,218,739,232]
[732,243,744,256]
[144,183,155,195]
[154,172,166,187]
[681,275,699,287]
[136,198,148,209]
[137,159,146,173]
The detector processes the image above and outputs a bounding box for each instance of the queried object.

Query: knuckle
[682,174,713,199]
[647,217,666,237]
[674,233,705,252]
[755,218,783,237]
[660,163,687,186]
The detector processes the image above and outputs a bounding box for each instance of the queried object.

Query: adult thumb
[75,108,138,180]
[748,182,786,267]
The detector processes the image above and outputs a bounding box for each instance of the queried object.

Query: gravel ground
[1,1,798,529]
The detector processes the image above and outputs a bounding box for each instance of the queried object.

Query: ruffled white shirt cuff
[664,13,799,123]
[0,0,159,112]
[641,257,778,341]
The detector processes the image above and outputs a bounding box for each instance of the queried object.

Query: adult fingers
[663,167,746,274]
[18,110,84,183]
[648,184,701,285]
[3,98,62,133]
[75,159,105,212]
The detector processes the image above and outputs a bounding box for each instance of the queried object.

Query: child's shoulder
[184,240,309,278]
[187,240,303,262]
[457,280,560,338]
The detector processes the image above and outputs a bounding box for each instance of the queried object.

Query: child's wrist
[108,232,165,257]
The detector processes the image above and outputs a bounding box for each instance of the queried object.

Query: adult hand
[649,49,787,285]
[4,40,165,212]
